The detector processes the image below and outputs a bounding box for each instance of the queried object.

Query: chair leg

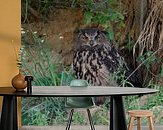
[148,116,154,130]
[66,109,74,130]
[128,116,134,130]
[137,117,141,130]
[87,109,95,130]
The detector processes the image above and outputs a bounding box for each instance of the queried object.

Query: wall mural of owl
[73,28,140,88]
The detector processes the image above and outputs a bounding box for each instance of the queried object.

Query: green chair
[65,79,96,130]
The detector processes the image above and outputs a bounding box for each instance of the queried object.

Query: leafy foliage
[92,105,109,125]
[72,111,86,125]
[22,97,66,125]
[124,83,163,125]
[84,0,125,42]
[137,51,160,69]
[22,0,86,22]
[20,30,74,86]
[133,1,163,86]
[20,29,74,125]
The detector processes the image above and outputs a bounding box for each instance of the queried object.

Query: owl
[72,28,141,105]
[73,28,140,88]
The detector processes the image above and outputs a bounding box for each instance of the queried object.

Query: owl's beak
[90,40,94,46]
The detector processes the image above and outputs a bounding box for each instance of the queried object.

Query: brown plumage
[73,28,123,86]
[72,28,140,104]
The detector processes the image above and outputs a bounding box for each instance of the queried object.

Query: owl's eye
[80,34,86,39]
[95,35,101,40]
[80,35,89,41]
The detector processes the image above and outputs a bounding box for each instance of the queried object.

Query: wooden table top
[0,86,158,97]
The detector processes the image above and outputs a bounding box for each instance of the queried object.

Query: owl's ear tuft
[100,30,107,35]
[79,29,85,34]
[74,29,84,34]
[74,29,79,34]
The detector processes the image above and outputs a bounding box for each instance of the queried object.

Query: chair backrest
[65,79,95,108]
[70,79,89,87]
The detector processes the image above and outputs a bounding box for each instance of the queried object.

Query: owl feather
[73,28,141,104]
[73,28,122,84]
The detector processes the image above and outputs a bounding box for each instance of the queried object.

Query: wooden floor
[19,125,163,130]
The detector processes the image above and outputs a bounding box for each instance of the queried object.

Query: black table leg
[110,96,127,130]
[0,96,18,130]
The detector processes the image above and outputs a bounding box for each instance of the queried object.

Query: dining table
[0,86,158,130]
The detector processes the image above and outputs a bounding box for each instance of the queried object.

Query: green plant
[21,30,74,86]
[124,82,163,125]
[20,29,74,125]
[22,96,67,125]
[113,60,135,87]
[161,64,163,77]
[72,111,86,125]
[144,82,163,109]
[22,0,55,22]
[84,0,125,42]
[22,0,86,23]
[92,105,109,125]
[137,51,160,69]
[25,111,49,125]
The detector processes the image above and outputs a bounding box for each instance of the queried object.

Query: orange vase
[12,73,27,91]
